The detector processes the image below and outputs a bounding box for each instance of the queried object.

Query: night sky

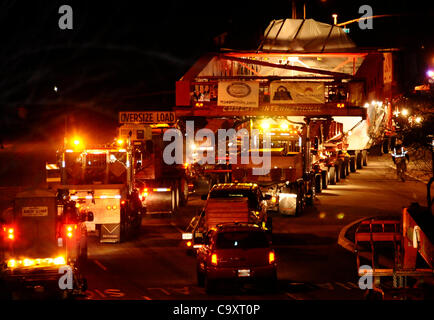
[0,0,433,143]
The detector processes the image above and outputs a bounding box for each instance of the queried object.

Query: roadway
[78,155,433,300]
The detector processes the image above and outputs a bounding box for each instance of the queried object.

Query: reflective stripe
[46,177,61,182]
[46,164,59,170]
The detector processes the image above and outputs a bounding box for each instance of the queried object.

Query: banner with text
[218,81,259,108]
[270,81,325,104]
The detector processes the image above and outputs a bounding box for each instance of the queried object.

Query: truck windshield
[64,151,127,185]
[209,190,259,209]
[215,231,269,249]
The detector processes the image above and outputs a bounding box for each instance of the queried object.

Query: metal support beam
[220,54,352,79]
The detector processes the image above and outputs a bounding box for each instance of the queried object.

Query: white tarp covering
[261,19,356,52]
[218,81,259,107]
[270,81,325,104]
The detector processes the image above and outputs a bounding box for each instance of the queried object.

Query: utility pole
[292,0,297,19]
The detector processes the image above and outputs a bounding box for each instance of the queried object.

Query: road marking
[93,259,107,271]
[170,222,185,234]
[143,295,152,300]
[285,292,303,300]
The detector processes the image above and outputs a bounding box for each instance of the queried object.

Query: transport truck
[117,112,191,214]
[0,189,91,299]
[174,18,397,215]
[49,139,143,243]
[182,183,271,250]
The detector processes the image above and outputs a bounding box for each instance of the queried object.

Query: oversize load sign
[22,206,48,217]
[270,81,325,104]
[119,111,176,124]
[218,81,259,108]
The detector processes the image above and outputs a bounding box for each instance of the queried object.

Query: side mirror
[87,212,94,222]
[201,194,208,201]
[263,194,272,201]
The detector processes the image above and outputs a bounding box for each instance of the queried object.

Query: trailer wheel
[340,162,346,179]
[315,174,322,194]
[357,152,363,169]
[197,264,205,287]
[329,166,336,185]
[321,170,328,190]
[362,150,368,166]
[350,157,356,172]
[265,217,273,232]
[382,139,389,154]
[335,164,341,182]
[295,185,304,216]
[171,188,177,213]
[180,178,189,206]
[205,276,217,294]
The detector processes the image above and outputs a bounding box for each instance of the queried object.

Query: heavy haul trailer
[354,178,434,299]
[52,143,143,243]
[119,121,191,215]
[174,19,397,214]
[0,189,91,298]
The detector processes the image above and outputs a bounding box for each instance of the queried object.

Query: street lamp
[401,109,409,117]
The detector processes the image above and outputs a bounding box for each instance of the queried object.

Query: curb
[338,217,395,267]
[386,164,428,184]
[337,217,372,253]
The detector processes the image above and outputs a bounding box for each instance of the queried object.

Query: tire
[356,153,363,169]
[204,276,216,294]
[197,266,205,287]
[295,192,304,216]
[329,166,336,185]
[180,178,189,206]
[350,157,356,172]
[382,139,389,154]
[340,162,346,179]
[78,243,88,265]
[321,170,328,190]
[171,188,177,213]
[363,151,368,166]
[266,217,273,233]
[315,174,322,194]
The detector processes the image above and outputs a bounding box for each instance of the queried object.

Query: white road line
[285,292,304,300]
[143,296,152,300]
[93,259,107,271]
[170,222,185,234]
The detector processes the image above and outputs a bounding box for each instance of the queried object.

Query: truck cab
[0,189,91,298]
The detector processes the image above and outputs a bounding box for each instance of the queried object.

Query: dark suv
[196,223,277,293]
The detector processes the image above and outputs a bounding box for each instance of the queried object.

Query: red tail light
[269,251,275,264]
[65,224,77,239]
[3,226,15,241]
[211,253,218,265]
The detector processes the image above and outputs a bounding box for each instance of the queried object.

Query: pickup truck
[182,183,272,251]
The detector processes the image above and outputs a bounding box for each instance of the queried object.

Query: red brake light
[211,253,218,265]
[3,226,15,241]
[269,251,275,264]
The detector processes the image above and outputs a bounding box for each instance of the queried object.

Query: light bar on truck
[153,188,171,192]
[70,195,121,200]
[182,233,193,240]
